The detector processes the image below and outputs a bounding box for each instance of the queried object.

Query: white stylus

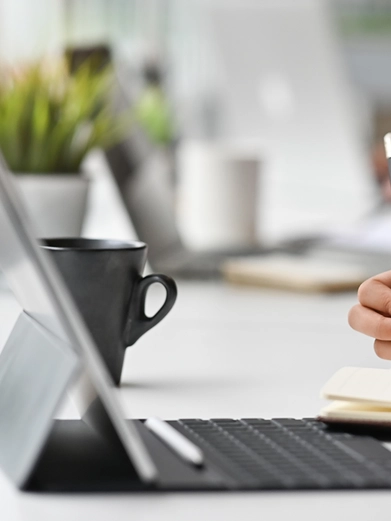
[145,417,204,467]
[384,133,391,161]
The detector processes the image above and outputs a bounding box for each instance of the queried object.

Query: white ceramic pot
[16,174,89,238]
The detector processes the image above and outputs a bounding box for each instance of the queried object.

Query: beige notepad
[319,367,391,426]
[222,255,367,293]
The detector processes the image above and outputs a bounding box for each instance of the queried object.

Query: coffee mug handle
[125,274,177,346]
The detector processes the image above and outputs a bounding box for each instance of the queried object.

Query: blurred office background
[2,0,391,285]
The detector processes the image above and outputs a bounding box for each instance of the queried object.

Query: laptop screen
[0,154,157,487]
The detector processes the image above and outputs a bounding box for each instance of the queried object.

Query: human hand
[349,271,391,359]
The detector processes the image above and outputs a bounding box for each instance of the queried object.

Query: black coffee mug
[40,238,177,385]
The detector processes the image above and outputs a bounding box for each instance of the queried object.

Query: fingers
[348,303,391,340]
[357,272,391,316]
[374,339,391,360]
[349,271,391,360]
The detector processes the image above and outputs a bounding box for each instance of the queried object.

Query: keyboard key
[272,419,306,427]
[241,419,273,425]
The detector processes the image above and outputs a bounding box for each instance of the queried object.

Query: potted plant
[0,57,127,237]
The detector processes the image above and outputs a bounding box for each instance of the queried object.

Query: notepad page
[319,400,391,423]
[321,367,391,406]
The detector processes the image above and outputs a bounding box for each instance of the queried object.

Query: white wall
[0,0,64,62]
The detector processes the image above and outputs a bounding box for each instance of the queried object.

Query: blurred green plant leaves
[0,58,131,173]
[134,85,174,145]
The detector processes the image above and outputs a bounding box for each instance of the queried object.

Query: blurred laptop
[104,137,284,279]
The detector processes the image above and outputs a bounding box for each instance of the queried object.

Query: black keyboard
[169,418,391,490]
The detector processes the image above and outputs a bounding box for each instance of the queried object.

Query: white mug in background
[176,140,262,251]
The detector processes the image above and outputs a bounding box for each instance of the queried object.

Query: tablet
[0,153,157,487]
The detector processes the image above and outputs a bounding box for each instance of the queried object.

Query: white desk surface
[2,154,391,520]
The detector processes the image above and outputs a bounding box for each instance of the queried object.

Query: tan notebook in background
[222,255,367,293]
[319,367,391,426]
